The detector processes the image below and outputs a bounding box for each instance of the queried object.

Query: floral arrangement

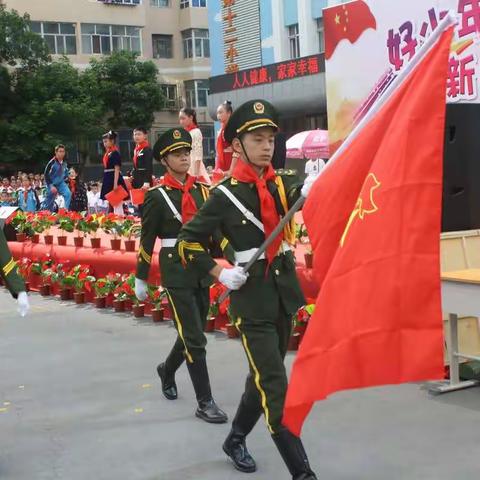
[293,303,315,327]
[148,285,167,310]
[71,264,96,293]
[209,283,230,318]
[33,211,57,235]
[84,214,104,238]
[119,216,140,240]
[57,209,78,234]
[101,213,122,239]
[295,223,310,244]
[113,273,138,304]
[10,211,34,236]
[51,262,76,289]
[17,257,33,280]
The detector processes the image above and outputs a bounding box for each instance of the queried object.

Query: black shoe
[223,432,257,473]
[272,428,317,480]
[156,363,178,400]
[195,399,228,424]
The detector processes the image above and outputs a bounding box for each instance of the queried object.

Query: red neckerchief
[69,178,76,195]
[23,189,28,202]
[216,126,233,171]
[161,173,198,223]
[133,141,150,169]
[185,124,198,132]
[103,146,118,169]
[232,161,283,265]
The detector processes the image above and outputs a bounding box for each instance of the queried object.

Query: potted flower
[148,285,167,322]
[293,304,314,344]
[85,214,103,248]
[124,273,145,317]
[17,257,32,291]
[295,223,310,245]
[52,263,75,300]
[226,308,239,339]
[209,283,230,331]
[102,213,122,250]
[56,209,75,246]
[35,211,57,245]
[112,282,128,312]
[10,211,34,242]
[73,213,89,247]
[120,216,140,252]
[93,277,114,308]
[71,264,95,304]
[38,264,55,296]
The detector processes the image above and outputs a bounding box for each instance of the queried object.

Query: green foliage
[85,51,164,129]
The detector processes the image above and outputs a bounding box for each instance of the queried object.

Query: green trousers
[234,306,293,434]
[164,287,210,373]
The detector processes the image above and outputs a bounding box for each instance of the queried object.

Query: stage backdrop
[324,0,480,152]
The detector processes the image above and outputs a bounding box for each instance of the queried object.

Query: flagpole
[217,12,456,304]
[325,11,456,170]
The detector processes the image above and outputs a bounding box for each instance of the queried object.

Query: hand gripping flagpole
[217,11,456,304]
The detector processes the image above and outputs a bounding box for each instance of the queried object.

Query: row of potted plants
[13,255,314,349]
[9,210,140,251]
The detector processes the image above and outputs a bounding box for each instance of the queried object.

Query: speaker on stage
[442,103,480,232]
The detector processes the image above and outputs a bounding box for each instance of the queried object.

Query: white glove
[17,291,30,317]
[219,266,248,291]
[134,278,148,301]
[301,173,319,198]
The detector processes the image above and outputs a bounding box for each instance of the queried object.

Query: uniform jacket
[0,228,25,298]
[178,170,305,319]
[44,158,68,188]
[17,188,39,212]
[132,146,153,189]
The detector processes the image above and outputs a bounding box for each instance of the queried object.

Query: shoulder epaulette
[148,184,163,191]
[275,168,297,176]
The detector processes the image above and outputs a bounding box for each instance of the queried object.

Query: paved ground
[1,289,480,480]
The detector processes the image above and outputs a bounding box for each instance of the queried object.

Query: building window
[150,0,169,6]
[317,18,325,53]
[180,0,207,8]
[181,29,210,59]
[152,34,173,58]
[81,24,141,55]
[97,0,141,4]
[200,125,215,160]
[30,22,77,55]
[160,84,178,109]
[184,80,209,108]
[288,24,300,59]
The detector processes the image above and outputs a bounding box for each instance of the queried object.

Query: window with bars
[81,24,141,54]
[180,0,207,9]
[184,79,209,108]
[317,18,325,53]
[152,34,173,58]
[150,0,169,6]
[160,84,178,109]
[30,22,77,55]
[181,29,210,59]
[288,24,300,59]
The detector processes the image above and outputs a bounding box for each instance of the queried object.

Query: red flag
[324,0,376,60]
[283,26,454,436]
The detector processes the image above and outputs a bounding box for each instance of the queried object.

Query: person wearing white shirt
[304,158,326,177]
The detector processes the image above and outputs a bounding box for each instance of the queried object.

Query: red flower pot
[16,233,26,242]
[60,288,73,301]
[124,239,136,252]
[90,237,101,249]
[288,333,301,351]
[204,317,215,333]
[304,253,313,269]
[151,308,164,322]
[40,284,51,296]
[73,237,84,248]
[113,299,125,312]
[57,236,68,246]
[214,313,229,331]
[44,234,54,245]
[31,234,40,244]
[133,304,145,318]
[74,292,85,304]
[226,323,239,339]
[110,239,121,250]
[95,296,106,308]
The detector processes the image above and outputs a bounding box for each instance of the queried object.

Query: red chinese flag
[283,27,454,436]
[324,0,376,60]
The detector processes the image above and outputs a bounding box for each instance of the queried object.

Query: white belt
[234,241,291,265]
[104,169,114,172]
[161,238,177,248]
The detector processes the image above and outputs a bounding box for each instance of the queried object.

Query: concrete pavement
[1,289,480,480]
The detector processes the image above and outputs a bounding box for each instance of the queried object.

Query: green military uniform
[177,101,317,479]
[0,227,25,298]
[136,128,230,424]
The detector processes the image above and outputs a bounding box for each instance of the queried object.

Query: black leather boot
[272,428,317,480]
[186,358,228,424]
[156,362,178,400]
[223,398,262,473]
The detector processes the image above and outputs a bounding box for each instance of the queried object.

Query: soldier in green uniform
[177,100,318,479]
[134,128,228,424]
[0,227,30,316]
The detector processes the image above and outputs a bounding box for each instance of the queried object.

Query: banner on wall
[324,0,480,152]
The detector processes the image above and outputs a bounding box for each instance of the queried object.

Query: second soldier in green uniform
[178,100,318,479]
[134,128,228,424]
